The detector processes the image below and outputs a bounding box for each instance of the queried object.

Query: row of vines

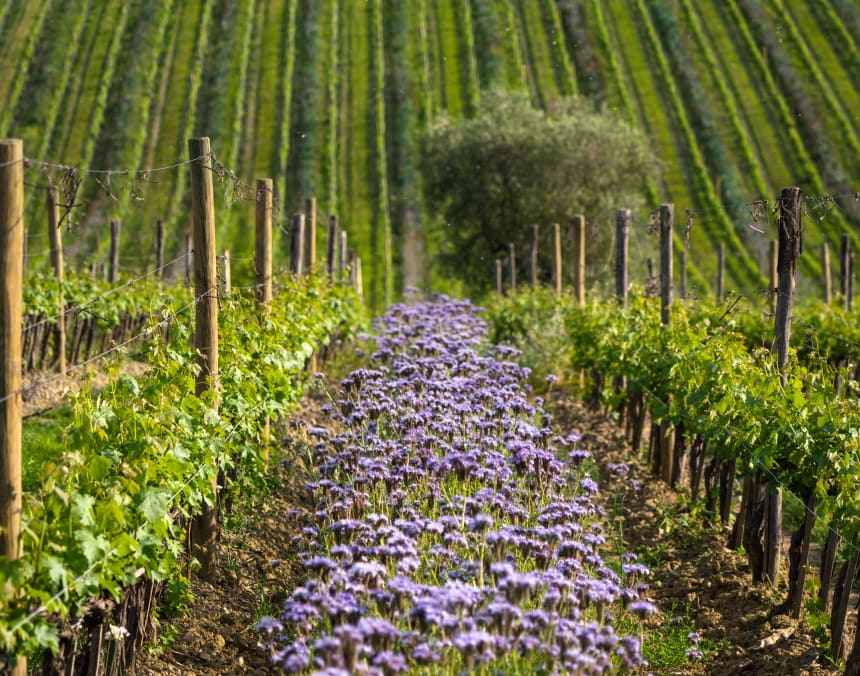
[485,286,860,667]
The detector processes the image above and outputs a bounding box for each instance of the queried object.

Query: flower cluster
[260,296,650,673]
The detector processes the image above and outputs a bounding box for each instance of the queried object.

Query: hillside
[2,0,859,306]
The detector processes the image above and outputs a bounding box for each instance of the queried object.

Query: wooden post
[616,209,630,307]
[221,249,231,299]
[717,243,725,302]
[348,249,357,288]
[0,139,25,676]
[508,243,516,291]
[770,188,802,589]
[307,199,320,275]
[574,214,586,307]
[822,242,832,304]
[155,219,164,278]
[291,213,306,275]
[841,233,850,309]
[529,224,538,289]
[354,256,363,299]
[188,137,219,582]
[185,234,192,285]
[552,223,562,296]
[831,554,860,661]
[495,259,503,294]
[326,215,338,281]
[108,219,120,283]
[339,230,348,281]
[47,186,66,374]
[659,204,674,485]
[255,179,273,308]
[769,240,778,314]
[660,204,673,325]
[680,248,687,300]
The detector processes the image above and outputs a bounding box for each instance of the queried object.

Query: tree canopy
[422,91,656,291]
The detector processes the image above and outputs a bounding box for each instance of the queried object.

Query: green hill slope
[2,0,858,304]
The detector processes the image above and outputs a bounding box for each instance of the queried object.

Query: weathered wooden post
[659,204,674,485]
[339,230,348,281]
[306,197,317,270]
[255,179,273,308]
[185,233,192,285]
[822,242,832,304]
[188,137,219,582]
[108,218,120,282]
[155,219,164,278]
[1,139,26,676]
[841,233,851,310]
[47,186,66,374]
[616,209,630,307]
[508,242,516,291]
[354,256,363,300]
[769,240,778,314]
[495,259,503,294]
[529,224,538,289]
[832,555,860,661]
[348,249,357,288]
[291,213,305,275]
[574,215,586,307]
[717,243,725,303]
[552,223,562,296]
[326,215,338,281]
[222,249,231,299]
[771,188,802,596]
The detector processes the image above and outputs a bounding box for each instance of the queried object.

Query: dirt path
[133,390,847,674]
[549,394,841,675]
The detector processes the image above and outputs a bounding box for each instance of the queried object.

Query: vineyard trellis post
[660,204,673,325]
[615,209,630,307]
[769,240,777,315]
[188,137,219,583]
[717,243,725,303]
[354,256,363,299]
[575,214,585,307]
[222,249,231,299]
[155,219,164,278]
[529,224,538,289]
[822,242,831,304]
[109,219,120,283]
[658,204,674,486]
[291,213,305,276]
[326,215,338,281]
[508,242,516,291]
[306,197,317,270]
[185,233,192,285]
[339,230,348,281]
[552,223,562,296]
[0,138,26,676]
[495,259,502,294]
[255,179,273,309]
[774,188,811,616]
[47,185,66,374]
[841,233,851,311]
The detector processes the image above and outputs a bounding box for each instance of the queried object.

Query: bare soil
[133,390,849,675]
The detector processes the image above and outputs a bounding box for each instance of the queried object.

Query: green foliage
[485,288,860,545]
[0,272,363,660]
[422,90,654,292]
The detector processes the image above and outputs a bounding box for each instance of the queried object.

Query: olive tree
[422,91,656,291]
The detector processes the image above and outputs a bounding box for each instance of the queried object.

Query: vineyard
[3,1,860,306]
[5,0,860,674]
